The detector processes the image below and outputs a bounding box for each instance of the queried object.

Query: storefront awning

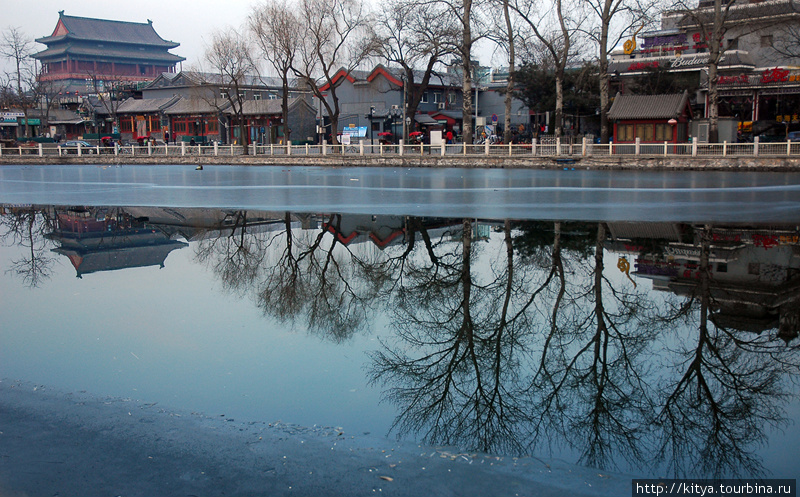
[414,114,438,125]
[49,119,85,125]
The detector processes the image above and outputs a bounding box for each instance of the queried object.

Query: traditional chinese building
[609,0,800,139]
[33,11,185,97]
[608,91,692,144]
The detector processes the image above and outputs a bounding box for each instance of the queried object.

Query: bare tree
[204,28,257,154]
[445,0,482,144]
[373,0,458,140]
[511,0,585,138]
[486,0,522,142]
[249,0,302,143]
[293,0,375,146]
[583,0,655,143]
[31,68,67,134]
[1,27,35,137]
[85,77,127,136]
[501,0,516,143]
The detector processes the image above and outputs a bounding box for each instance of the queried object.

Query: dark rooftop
[607,91,690,120]
[36,12,180,48]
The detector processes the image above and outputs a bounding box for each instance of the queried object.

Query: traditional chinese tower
[33,11,185,96]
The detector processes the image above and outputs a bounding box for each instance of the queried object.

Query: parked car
[62,140,96,154]
[788,131,800,142]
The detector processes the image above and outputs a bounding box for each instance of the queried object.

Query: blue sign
[342,126,367,138]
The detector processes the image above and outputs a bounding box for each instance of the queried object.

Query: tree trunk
[555,71,564,138]
[599,0,612,144]
[503,0,515,144]
[282,70,291,144]
[461,0,474,144]
[707,0,725,144]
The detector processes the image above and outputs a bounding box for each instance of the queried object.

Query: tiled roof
[116,96,181,114]
[174,71,296,90]
[226,97,313,116]
[384,66,462,87]
[607,91,690,120]
[36,14,179,48]
[164,97,231,115]
[34,43,185,63]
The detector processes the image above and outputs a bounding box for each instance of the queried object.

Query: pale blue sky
[2,0,254,72]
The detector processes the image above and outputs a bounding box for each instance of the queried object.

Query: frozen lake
[1,165,799,493]
[1,164,800,222]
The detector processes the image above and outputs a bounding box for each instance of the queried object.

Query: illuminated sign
[642,34,687,47]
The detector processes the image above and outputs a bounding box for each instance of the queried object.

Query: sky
[1,0,501,78]
[1,0,256,72]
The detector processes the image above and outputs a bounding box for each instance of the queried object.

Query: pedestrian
[165,131,170,143]
[446,130,453,143]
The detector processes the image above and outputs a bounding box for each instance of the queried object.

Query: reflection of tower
[47,207,188,277]
[608,223,800,344]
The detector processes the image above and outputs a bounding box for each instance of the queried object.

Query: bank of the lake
[3,153,800,171]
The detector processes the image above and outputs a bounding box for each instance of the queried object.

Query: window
[727,38,738,50]
[717,262,728,273]
[618,124,634,142]
[761,35,773,47]
[220,90,229,100]
[433,92,442,103]
[253,93,261,101]
[119,116,134,133]
[655,123,672,141]
[448,93,456,104]
[268,94,279,100]
[421,92,428,104]
[636,123,654,142]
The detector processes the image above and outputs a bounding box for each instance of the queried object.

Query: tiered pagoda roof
[33,11,185,64]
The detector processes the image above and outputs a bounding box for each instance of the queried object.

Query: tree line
[7,0,796,145]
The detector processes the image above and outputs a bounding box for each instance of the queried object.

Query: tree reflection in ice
[0,206,57,287]
[4,205,799,478]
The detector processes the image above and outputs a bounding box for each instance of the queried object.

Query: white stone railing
[3,136,798,158]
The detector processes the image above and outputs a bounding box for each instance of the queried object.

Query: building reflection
[46,207,189,278]
[608,222,800,343]
[2,205,798,478]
